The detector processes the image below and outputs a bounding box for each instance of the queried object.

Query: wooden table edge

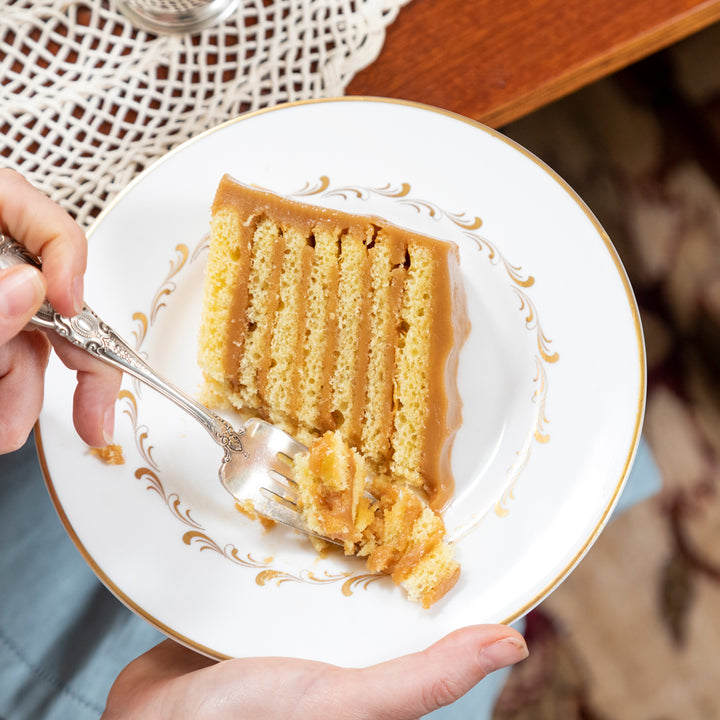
[484,3,720,127]
[348,3,720,129]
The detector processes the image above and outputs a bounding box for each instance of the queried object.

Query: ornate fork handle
[0,233,244,453]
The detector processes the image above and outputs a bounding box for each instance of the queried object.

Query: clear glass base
[114,0,239,35]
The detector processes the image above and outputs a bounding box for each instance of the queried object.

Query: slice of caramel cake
[198,175,470,606]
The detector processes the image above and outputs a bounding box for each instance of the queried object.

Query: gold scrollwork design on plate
[129,242,193,344]
[295,176,483,234]
[291,177,559,518]
[256,569,385,597]
[183,531,272,569]
[532,357,551,445]
[403,199,482,231]
[341,574,386,596]
[463,231,534,288]
[192,233,210,262]
[256,569,350,588]
[495,358,550,517]
[118,389,158,471]
[118,388,202,529]
[136,468,203,529]
[150,243,189,323]
[119,240,208,532]
[293,176,330,196]
[513,288,560,365]
[131,312,148,347]
[325,181,412,202]
[182,532,381,596]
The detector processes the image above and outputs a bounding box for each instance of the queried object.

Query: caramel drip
[421,246,460,510]
[434,245,471,509]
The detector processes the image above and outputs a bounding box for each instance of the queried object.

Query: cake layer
[198,174,469,508]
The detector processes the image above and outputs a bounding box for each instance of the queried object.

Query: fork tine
[266,469,300,503]
[266,453,296,477]
[259,484,299,511]
[267,467,298,488]
[255,487,341,545]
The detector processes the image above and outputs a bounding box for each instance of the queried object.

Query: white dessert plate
[37,98,645,665]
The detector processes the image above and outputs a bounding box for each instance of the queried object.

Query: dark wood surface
[346,0,720,127]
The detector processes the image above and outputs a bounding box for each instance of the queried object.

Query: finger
[0,169,86,316]
[49,335,122,447]
[348,625,528,719]
[0,265,47,345]
[0,331,51,453]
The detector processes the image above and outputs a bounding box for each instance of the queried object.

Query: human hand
[102,625,527,720]
[0,169,121,452]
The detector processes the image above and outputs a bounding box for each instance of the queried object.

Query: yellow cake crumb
[235,500,277,531]
[89,444,124,465]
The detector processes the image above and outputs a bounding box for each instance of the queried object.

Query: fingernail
[0,266,45,318]
[103,405,115,445]
[72,274,84,315]
[479,637,529,674]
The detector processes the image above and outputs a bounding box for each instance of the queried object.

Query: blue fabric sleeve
[0,435,164,720]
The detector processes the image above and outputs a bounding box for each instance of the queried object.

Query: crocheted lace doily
[1,0,408,228]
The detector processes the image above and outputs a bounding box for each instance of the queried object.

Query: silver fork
[0,233,323,540]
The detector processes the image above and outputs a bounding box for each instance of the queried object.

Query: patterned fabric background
[493,20,720,720]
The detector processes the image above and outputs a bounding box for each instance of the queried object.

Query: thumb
[0,265,46,345]
[104,627,528,720]
[349,625,528,718]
